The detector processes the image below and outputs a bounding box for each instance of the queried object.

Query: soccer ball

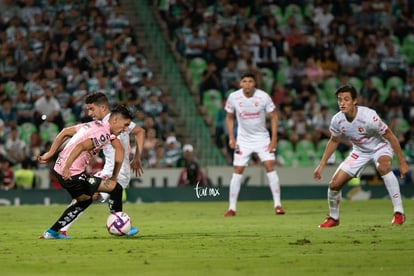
[106,211,131,236]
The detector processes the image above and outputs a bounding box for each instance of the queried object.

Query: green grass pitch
[1,199,414,276]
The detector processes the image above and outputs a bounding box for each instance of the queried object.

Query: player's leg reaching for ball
[41,176,137,238]
[40,173,95,239]
[59,178,138,237]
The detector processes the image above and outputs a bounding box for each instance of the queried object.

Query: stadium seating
[348,76,363,91]
[189,57,207,88]
[39,122,59,143]
[277,139,295,167]
[294,139,317,167]
[202,89,222,127]
[259,67,275,93]
[18,122,37,145]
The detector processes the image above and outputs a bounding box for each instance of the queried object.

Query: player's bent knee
[77,194,92,201]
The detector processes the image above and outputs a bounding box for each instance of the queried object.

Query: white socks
[228,173,243,211]
[228,171,282,211]
[328,188,341,220]
[267,171,281,207]
[382,171,404,214]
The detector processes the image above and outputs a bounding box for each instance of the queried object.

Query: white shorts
[233,141,275,167]
[94,170,130,189]
[338,145,393,177]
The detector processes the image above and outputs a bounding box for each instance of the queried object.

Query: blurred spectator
[285,56,304,88]
[15,90,34,125]
[155,109,176,140]
[220,58,241,93]
[199,61,222,104]
[352,1,376,32]
[311,105,332,148]
[0,97,18,130]
[174,17,192,56]
[142,92,164,118]
[25,131,42,166]
[338,41,361,76]
[137,72,162,102]
[270,82,288,106]
[403,120,414,164]
[214,99,227,149]
[312,2,334,35]
[177,144,207,186]
[33,86,64,130]
[288,109,313,150]
[4,126,26,166]
[303,93,321,120]
[14,158,36,189]
[304,56,324,87]
[163,135,182,167]
[253,36,278,74]
[403,87,414,121]
[0,156,15,190]
[148,143,167,168]
[316,47,338,79]
[291,75,317,109]
[184,28,207,61]
[143,127,162,160]
[205,26,224,62]
[383,87,404,121]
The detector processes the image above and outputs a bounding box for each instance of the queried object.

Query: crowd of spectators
[0,0,189,190]
[159,0,414,166]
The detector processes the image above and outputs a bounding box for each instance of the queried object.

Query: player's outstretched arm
[130,125,145,176]
[313,136,340,181]
[268,110,278,152]
[110,138,124,181]
[38,125,78,163]
[226,112,236,149]
[383,128,409,179]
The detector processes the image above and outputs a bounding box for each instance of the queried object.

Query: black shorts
[53,170,102,199]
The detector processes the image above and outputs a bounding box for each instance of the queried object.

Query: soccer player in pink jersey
[223,72,285,217]
[314,85,408,227]
[59,92,145,237]
[38,105,134,239]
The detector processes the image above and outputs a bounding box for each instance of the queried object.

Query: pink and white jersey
[96,113,135,187]
[330,106,389,153]
[225,88,276,144]
[54,121,116,176]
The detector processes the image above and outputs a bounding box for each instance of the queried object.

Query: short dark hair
[85,92,109,106]
[110,105,134,120]
[240,72,256,81]
[335,85,358,99]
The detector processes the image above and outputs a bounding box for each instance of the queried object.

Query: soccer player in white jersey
[60,92,145,236]
[224,72,285,216]
[314,85,408,227]
[38,105,134,239]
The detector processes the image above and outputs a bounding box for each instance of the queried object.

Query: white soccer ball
[106,211,131,236]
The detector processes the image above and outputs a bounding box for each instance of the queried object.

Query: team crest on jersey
[254,101,260,107]
[358,127,365,133]
[87,177,96,185]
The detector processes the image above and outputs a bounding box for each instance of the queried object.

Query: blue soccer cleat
[125,226,139,237]
[39,228,71,239]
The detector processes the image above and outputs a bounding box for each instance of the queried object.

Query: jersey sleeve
[224,95,234,113]
[329,115,342,137]
[371,110,388,135]
[265,94,276,113]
